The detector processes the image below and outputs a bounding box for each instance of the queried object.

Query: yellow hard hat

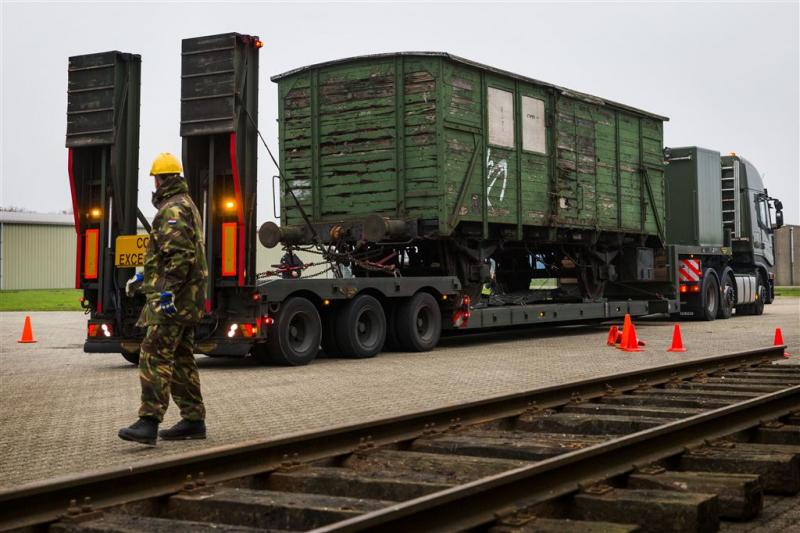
[149,152,182,176]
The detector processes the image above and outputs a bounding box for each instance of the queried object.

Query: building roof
[0,211,76,226]
[0,211,147,230]
[271,51,669,121]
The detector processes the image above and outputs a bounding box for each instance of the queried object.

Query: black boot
[118,417,159,446]
[159,419,206,440]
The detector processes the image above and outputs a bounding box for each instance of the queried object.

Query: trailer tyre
[257,297,321,366]
[695,271,719,321]
[121,351,140,366]
[336,294,386,358]
[396,292,442,352]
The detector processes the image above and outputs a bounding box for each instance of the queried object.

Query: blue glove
[159,291,177,316]
[125,272,144,297]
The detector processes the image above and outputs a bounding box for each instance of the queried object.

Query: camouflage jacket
[137,175,208,326]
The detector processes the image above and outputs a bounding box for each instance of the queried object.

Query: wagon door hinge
[641,166,665,245]
[448,133,481,230]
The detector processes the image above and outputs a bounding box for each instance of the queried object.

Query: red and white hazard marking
[679,258,702,282]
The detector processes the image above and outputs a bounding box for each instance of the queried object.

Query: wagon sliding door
[554,96,599,228]
[482,76,519,233]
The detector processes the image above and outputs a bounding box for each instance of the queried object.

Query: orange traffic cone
[607,325,619,346]
[618,314,632,347]
[18,315,36,343]
[619,314,642,352]
[774,327,790,358]
[667,324,686,352]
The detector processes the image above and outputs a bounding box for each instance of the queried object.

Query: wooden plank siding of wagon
[272,52,667,240]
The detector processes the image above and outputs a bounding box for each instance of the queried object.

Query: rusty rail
[0,345,788,531]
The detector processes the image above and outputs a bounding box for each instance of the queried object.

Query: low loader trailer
[68,34,784,366]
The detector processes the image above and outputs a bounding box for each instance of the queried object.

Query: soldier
[119,153,209,446]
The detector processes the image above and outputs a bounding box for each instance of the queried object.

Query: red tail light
[680,284,701,294]
[88,323,112,337]
[451,294,472,328]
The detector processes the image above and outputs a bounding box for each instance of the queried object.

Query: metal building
[0,211,319,290]
[0,212,78,290]
[774,224,799,287]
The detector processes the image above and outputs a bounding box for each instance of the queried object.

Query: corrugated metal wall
[0,222,327,290]
[774,225,799,286]
[1,224,77,289]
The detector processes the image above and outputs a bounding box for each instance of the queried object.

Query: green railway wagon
[271,53,666,239]
[266,53,668,298]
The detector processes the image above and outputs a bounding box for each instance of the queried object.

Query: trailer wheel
[695,271,719,321]
[717,275,735,320]
[336,294,386,358]
[255,297,321,366]
[396,292,442,352]
[121,351,140,366]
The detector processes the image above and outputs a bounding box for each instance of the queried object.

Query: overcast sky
[1,1,798,225]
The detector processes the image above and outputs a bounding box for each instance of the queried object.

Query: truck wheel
[696,271,719,321]
[336,294,386,358]
[763,276,774,305]
[396,292,442,352]
[752,276,766,316]
[256,297,321,366]
[121,351,140,365]
[717,275,735,320]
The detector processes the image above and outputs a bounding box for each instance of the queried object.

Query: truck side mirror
[774,210,784,230]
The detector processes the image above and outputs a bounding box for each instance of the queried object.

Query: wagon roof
[271,52,669,121]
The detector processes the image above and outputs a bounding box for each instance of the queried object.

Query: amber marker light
[254,40,264,48]
[90,208,102,219]
[323,299,331,306]
[223,199,237,211]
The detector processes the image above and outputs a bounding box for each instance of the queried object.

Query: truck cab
[665,147,783,320]
[721,153,782,303]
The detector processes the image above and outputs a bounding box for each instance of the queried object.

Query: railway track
[2,346,798,532]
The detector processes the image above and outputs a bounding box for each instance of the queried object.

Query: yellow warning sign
[115,234,149,267]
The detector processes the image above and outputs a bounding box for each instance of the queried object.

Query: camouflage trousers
[138,324,205,422]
